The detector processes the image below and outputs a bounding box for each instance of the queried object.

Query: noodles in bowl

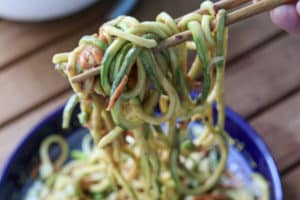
[25,1,270,199]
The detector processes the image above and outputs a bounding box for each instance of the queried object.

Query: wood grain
[0,27,99,127]
[225,34,300,171]
[282,166,300,199]
[0,91,71,172]
[0,1,118,69]
[227,13,280,61]
[133,0,200,20]
[250,91,300,171]
[225,35,300,118]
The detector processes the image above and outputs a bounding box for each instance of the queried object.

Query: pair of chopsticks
[71,0,292,83]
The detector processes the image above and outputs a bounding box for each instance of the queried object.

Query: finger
[270,4,300,36]
[297,1,300,15]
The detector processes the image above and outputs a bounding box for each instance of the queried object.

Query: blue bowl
[0,106,283,200]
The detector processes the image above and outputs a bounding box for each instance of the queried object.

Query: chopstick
[70,0,292,83]
[156,0,292,50]
[175,0,251,23]
[227,0,292,24]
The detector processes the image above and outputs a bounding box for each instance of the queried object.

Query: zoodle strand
[52,1,229,199]
[24,1,269,200]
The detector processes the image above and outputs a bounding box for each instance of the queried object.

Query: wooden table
[0,0,299,198]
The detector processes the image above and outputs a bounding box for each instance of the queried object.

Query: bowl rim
[225,107,283,200]
[0,105,283,199]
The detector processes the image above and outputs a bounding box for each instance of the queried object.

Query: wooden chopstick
[175,0,250,22]
[227,0,292,24]
[70,0,291,83]
[156,0,292,50]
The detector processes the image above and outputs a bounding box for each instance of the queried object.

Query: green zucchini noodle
[26,1,270,200]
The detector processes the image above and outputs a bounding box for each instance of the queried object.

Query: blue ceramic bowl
[0,106,283,200]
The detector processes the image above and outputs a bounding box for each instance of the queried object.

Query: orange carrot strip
[106,75,129,110]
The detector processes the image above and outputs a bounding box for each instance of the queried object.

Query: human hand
[270,2,300,36]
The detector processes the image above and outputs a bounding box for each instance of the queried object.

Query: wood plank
[227,13,280,60]
[225,35,300,117]
[225,35,300,171]
[250,91,300,171]
[282,166,300,200]
[0,91,71,172]
[134,0,199,20]
[0,1,118,69]
[0,31,87,127]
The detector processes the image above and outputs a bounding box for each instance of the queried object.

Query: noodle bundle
[26,1,269,200]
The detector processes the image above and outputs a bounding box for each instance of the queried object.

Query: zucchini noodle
[26,1,270,200]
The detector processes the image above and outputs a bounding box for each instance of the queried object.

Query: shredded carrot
[99,27,108,43]
[79,46,104,70]
[54,162,62,172]
[31,163,40,179]
[91,48,103,64]
[178,120,189,129]
[79,49,92,69]
[80,178,97,188]
[124,131,134,137]
[107,76,129,110]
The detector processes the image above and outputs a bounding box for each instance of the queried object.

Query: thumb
[270,4,300,36]
[297,1,300,15]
